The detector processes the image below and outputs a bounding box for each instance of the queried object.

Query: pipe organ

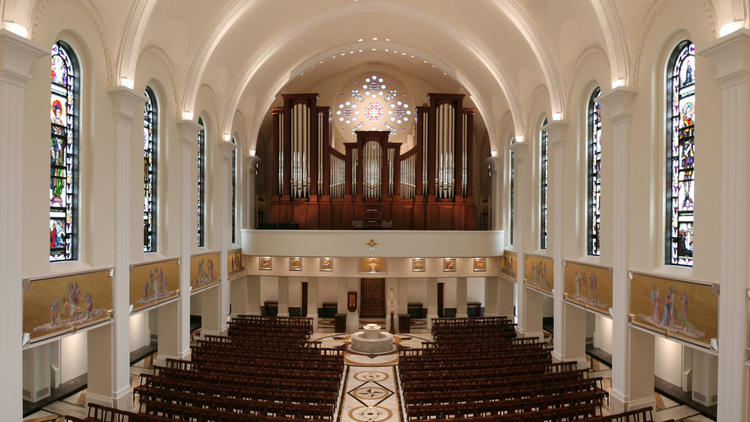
[269,93,476,230]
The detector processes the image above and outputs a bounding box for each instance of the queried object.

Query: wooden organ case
[269,93,476,230]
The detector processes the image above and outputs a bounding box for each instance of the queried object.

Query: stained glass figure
[198,117,206,247]
[666,41,695,266]
[587,87,602,256]
[49,41,79,262]
[143,87,158,252]
[540,117,549,250]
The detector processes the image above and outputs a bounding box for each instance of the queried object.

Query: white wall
[129,312,151,352]
[654,336,684,387]
[593,314,612,355]
[60,332,87,384]
[407,278,427,305]
[319,278,339,304]
[467,277,485,304]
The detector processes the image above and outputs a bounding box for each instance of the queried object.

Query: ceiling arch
[204,2,534,153]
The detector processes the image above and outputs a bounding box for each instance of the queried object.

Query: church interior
[2,1,750,421]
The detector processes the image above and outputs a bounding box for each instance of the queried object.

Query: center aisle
[314,332,432,422]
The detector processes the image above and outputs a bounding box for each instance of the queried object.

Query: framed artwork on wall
[320,257,333,272]
[411,258,425,272]
[289,257,302,271]
[359,257,386,273]
[473,258,486,272]
[259,257,272,271]
[443,258,456,272]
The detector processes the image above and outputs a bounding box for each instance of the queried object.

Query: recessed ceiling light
[371,48,376,51]
[372,37,378,41]
[385,49,389,52]
[358,38,363,42]
[386,38,391,42]
[358,49,363,53]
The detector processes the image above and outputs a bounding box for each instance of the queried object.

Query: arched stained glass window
[231,136,237,244]
[587,87,602,256]
[143,87,158,253]
[198,117,206,247]
[49,41,80,262]
[509,147,515,246]
[539,117,549,250]
[666,41,695,266]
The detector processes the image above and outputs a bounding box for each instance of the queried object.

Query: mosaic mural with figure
[228,249,246,277]
[630,272,717,347]
[130,259,179,312]
[524,254,553,294]
[191,252,220,290]
[24,269,112,341]
[564,261,612,314]
[500,250,517,280]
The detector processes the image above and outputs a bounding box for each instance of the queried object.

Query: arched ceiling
[9,0,737,151]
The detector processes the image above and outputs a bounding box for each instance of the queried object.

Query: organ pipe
[422,110,429,196]
[436,103,456,199]
[278,111,284,196]
[351,148,357,196]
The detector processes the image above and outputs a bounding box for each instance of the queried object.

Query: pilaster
[487,156,503,230]
[0,29,46,420]
[599,86,643,411]
[107,86,144,408]
[699,29,750,422]
[245,155,261,229]
[544,120,569,362]
[509,142,530,335]
[218,141,235,332]
[176,120,201,356]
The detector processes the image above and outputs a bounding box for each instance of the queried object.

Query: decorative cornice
[542,120,568,146]
[0,29,47,83]
[599,87,637,122]
[108,87,145,121]
[698,29,750,86]
[177,120,202,146]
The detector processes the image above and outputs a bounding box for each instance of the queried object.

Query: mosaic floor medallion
[348,405,393,422]
[353,370,389,383]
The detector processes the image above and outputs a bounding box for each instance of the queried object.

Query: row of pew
[66,315,343,421]
[399,316,668,422]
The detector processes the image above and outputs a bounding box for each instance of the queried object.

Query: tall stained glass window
[539,117,549,250]
[666,41,695,266]
[587,87,602,256]
[231,136,237,244]
[143,87,158,252]
[49,41,80,262]
[509,148,515,246]
[198,117,206,247]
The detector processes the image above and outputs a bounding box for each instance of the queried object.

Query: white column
[176,120,201,358]
[600,87,645,411]
[219,141,235,332]
[510,142,531,336]
[245,156,260,229]
[487,156,503,230]
[108,87,144,408]
[498,277,515,318]
[426,278,438,329]
[277,276,289,317]
[701,30,750,422]
[0,30,45,420]
[385,278,397,332]
[456,277,468,318]
[246,275,261,315]
[308,278,319,329]
[398,278,409,315]
[484,277,499,317]
[0,30,49,420]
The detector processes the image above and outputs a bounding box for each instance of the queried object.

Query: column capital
[543,120,568,147]
[509,141,528,157]
[108,87,144,122]
[600,87,637,123]
[246,154,261,166]
[177,120,202,147]
[486,155,503,171]
[219,140,236,161]
[0,29,46,84]
[699,29,750,86]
